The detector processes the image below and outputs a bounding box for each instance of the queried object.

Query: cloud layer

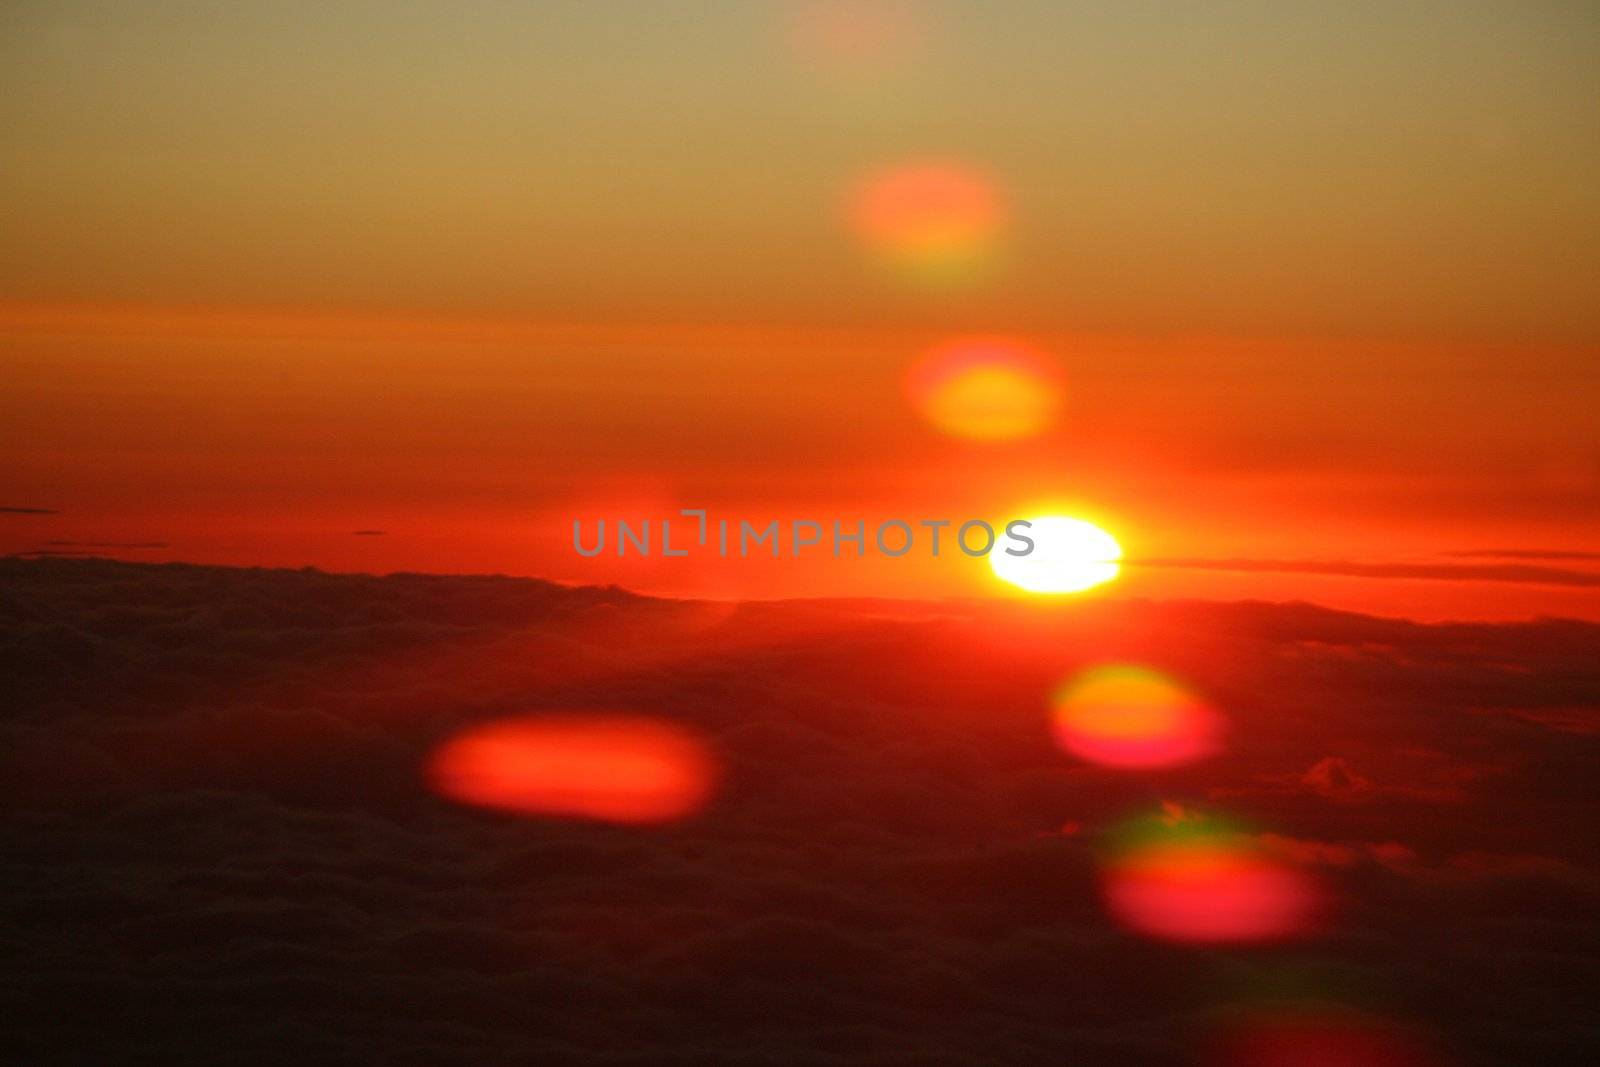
[2,558,1597,1064]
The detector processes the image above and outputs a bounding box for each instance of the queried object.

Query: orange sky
[3,300,1595,619]
[2,3,1597,618]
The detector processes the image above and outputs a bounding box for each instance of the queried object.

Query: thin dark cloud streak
[0,506,58,514]
[1444,549,1600,562]
[1133,557,1600,587]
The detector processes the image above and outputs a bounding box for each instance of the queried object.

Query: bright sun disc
[990,516,1122,593]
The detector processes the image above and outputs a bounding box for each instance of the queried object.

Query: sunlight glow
[905,337,1062,440]
[427,714,716,824]
[990,515,1121,593]
[1052,665,1223,768]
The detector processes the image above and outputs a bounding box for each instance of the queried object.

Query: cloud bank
[1,559,1596,1065]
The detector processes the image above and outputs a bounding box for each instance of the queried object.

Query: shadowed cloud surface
[2,559,1597,1065]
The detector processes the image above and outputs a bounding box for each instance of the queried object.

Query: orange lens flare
[1101,812,1325,944]
[849,162,1004,283]
[905,338,1061,441]
[427,715,716,824]
[1052,665,1223,768]
[787,1,924,68]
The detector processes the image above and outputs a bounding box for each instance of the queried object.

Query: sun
[990,515,1122,593]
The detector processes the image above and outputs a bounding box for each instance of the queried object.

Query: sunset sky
[5,9,1600,1066]
[3,1,1597,617]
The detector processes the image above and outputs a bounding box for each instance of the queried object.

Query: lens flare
[849,162,1004,283]
[787,1,924,69]
[990,515,1120,593]
[1210,1010,1447,1067]
[1101,810,1325,944]
[905,337,1062,440]
[1052,665,1223,768]
[427,715,716,824]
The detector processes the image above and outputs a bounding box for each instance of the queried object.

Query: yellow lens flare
[905,337,1063,441]
[1052,665,1223,768]
[990,515,1121,593]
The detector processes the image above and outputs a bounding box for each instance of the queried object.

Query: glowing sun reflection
[1053,665,1223,768]
[428,715,716,824]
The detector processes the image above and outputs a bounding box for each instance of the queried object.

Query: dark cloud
[1301,756,1376,799]
[1,558,1597,1065]
[0,505,58,514]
